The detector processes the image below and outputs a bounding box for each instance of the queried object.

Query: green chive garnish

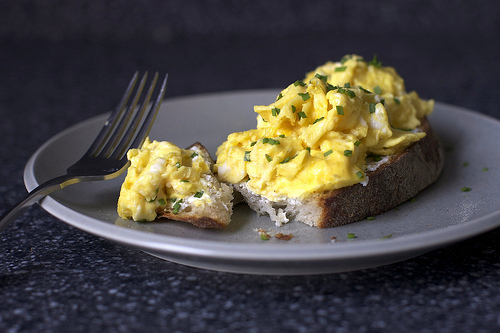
[280,156,291,164]
[336,105,344,115]
[276,93,283,101]
[324,149,333,157]
[250,141,257,146]
[158,198,166,206]
[366,216,375,220]
[315,73,327,82]
[344,82,351,88]
[344,150,352,157]
[374,85,382,95]
[291,105,297,113]
[194,191,204,198]
[369,103,376,113]
[354,140,361,146]
[244,151,251,162]
[293,80,306,86]
[298,111,307,120]
[335,66,347,72]
[461,187,472,192]
[181,180,189,183]
[394,97,400,104]
[347,232,356,239]
[298,92,310,101]
[265,154,273,162]
[271,107,280,117]
[172,199,182,214]
[356,171,364,178]
[191,152,199,158]
[175,162,181,168]
[369,54,381,68]
[313,117,325,124]
[305,147,311,153]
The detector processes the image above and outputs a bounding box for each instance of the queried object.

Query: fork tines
[88,72,168,161]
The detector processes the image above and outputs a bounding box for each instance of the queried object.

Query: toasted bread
[158,142,233,229]
[231,118,443,228]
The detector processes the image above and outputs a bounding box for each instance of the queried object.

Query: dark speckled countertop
[1,1,500,332]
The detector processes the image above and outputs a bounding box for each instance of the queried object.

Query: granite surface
[1,1,500,332]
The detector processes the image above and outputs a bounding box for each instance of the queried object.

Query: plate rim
[23,89,500,268]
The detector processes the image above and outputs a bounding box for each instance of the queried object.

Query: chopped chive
[344,82,351,88]
[172,199,182,214]
[354,140,361,146]
[279,134,285,138]
[369,103,376,113]
[250,141,257,146]
[326,83,338,91]
[280,156,291,164]
[344,150,352,157]
[244,151,251,162]
[313,117,325,124]
[347,232,356,239]
[394,97,401,104]
[175,161,181,168]
[171,198,177,203]
[305,147,311,153]
[194,191,204,198]
[324,149,333,157]
[335,66,347,72]
[298,92,310,101]
[293,80,306,86]
[482,167,489,172]
[261,117,268,122]
[461,187,472,192]
[297,111,307,120]
[260,233,270,241]
[315,73,327,82]
[190,152,199,158]
[356,171,364,178]
[158,198,167,206]
[181,180,190,183]
[345,90,356,98]
[271,107,280,117]
[381,234,393,239]
[369,54,382,68]
[265,154,273,162]
[380,99,385,106]
[291,105,297,113]
[366,216,375,220]
[263,138,280,145]
[276,93,283,101]
[374,85,382,95]
[336,105,344,115]
[340,55,351,64]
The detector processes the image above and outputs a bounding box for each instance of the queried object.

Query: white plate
[24,89,500,275]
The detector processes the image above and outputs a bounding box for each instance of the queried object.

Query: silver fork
[0,71,168,233]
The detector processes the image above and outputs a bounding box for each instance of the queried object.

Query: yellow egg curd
[117,138,212,221]
[215,54,434,202]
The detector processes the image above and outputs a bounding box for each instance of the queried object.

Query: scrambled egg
[215,54,434,201]
[117,138,214,221]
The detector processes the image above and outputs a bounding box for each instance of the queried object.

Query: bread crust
[310,118,443,227]
[157,142,233,229]
[232,118,444,228]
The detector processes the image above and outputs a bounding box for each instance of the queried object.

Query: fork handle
[0,175,73,233]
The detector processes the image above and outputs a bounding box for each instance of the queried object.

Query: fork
[0,71,168,233]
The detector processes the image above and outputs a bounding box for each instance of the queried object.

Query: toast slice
[158,142,233,229]
[231,118,443,228]
[117,141,233,229]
